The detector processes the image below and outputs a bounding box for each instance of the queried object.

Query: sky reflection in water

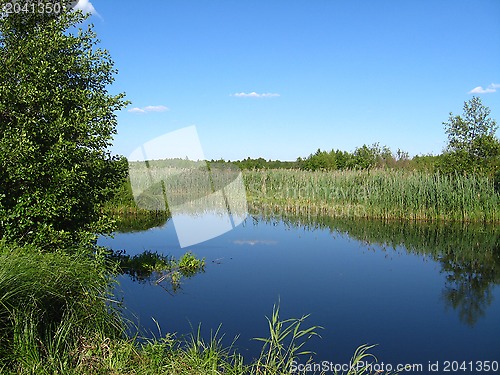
[98,215,500,370]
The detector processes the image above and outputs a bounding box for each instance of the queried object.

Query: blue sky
[80,0,499,161]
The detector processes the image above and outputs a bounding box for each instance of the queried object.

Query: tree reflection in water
[111,208,500,326]
[254,210,500,326]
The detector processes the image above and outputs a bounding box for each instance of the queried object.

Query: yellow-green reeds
[243,169,500,223]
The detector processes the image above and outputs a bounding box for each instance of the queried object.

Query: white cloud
[232,92,280,98]
[128,108,146,113]
[128,105,169,114]
[232,240,278,246]
[143,105,170,112]
[468,83,499,94]
[73,0,98,15]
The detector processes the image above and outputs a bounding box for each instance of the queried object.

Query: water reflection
[109,210,500,326]
[441,254,496,325]
[114,211,170,233]
[258,212,500,326]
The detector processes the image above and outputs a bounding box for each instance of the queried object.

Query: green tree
[302,149,336,171]
[440,97,500,176]
[0,2,128,249]
[349,143,378,169]
[334,149,350,170]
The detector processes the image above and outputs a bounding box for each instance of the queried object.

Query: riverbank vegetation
[0,240,331,374]
[107,166,500,225]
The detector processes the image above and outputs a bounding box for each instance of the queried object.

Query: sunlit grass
[244,169,500,222]
[108,168,500,223]
[0,242,123,373]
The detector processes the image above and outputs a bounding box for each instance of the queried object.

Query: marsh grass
[109,168,500,223]
[0,242,124,373]
[251,303,322,375]
[340,344,399,375]
[244,169,500,222]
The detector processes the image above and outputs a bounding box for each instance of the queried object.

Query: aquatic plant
[109,250,205,292]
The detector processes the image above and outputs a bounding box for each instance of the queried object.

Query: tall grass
[0,242,124,373]
[244,169,500,222]
[0,243,389,375]
[252,303,322,374]
[108,168,500,223]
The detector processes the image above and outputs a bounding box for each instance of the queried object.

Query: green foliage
[178,251,206,277]
[339,344,397,375]
[112,250,173,281]
[179,325,245,375]
[111,210,170,233]
[350,144,378,169]
[300,144,401,171]
[210,144,406,172]
[494,169,500,193]
[225,157,299,170]
[302,148,339,171]
[252,303,322,375]
[408,154,442,172]
[0,4,128,248]
[244,169,500,222]
[440,97,500,176]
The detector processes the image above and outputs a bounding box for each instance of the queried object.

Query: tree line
[218,97,499,188]
[216,147,439,172]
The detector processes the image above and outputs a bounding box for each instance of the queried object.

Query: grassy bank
[244,169,500,222]
[0,242,389,374]
[0,243,122,374]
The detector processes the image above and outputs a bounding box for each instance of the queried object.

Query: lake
[98,214,500,374]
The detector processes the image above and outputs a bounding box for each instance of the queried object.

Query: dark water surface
[98,215,500,373]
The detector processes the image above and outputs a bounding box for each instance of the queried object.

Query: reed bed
[243,169,500,223]
[107,167,500,223]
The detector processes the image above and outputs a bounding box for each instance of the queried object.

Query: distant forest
[211,143,441,172]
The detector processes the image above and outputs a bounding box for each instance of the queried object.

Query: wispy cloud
[73,0,98,15]
[128,105,170,114]
[468,83,500,94]
[232,240,278,246]
[232,92,280,98]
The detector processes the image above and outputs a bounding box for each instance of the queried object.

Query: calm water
[98,215,500,373]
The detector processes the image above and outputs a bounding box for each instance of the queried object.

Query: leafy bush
[0,5,128,249]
